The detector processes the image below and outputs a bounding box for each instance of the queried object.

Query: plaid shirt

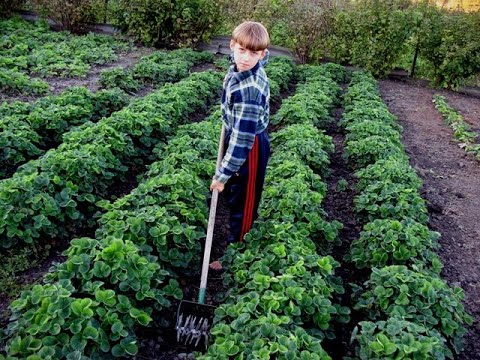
[215,60,270,184]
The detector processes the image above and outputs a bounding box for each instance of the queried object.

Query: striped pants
[225,131,270,243]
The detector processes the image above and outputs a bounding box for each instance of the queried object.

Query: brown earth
[378,79,480,360]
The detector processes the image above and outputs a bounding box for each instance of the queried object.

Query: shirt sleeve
[215,94,263,184]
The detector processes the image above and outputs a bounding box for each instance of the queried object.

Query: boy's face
[230,40,266,72]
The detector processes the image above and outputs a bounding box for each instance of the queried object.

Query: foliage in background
[419,9,480,88]
[328,0,412,77]
[111,0,221,48]
[33,0,95,32]
[0,0,24,18]
[401,0,444,78]
[218,0,340,63]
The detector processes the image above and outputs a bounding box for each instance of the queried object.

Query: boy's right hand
[210,179,225,193]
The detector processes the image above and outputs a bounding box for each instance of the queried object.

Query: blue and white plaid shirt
[215,58,270,184]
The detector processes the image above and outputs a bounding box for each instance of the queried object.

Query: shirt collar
[230,62,261,81]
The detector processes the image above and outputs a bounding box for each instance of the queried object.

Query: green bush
[33,0,95,32]
[112,0,221,47]
[420,9,480,88]
[328,0,412,77]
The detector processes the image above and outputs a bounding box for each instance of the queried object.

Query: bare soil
[378,79,480,360]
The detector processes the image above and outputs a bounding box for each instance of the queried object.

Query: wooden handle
[198,125,226,303]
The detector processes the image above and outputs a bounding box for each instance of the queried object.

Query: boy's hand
[210,179,225,193]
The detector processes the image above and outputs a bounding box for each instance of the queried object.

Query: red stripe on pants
[239,136,259,242]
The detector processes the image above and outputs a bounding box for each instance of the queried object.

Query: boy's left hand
[210,179,225,193]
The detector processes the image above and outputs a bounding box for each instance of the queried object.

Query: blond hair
[232,21,270,51]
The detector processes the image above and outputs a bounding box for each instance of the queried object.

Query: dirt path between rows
[379,79,480,360]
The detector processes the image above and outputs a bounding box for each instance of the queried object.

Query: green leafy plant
[349,218,442,273]
[328,0,412,77]
[344,136,407,169]
[99,67,140,92]
[351,316,451,360]
[271,124,334,175]
[354,181,429,224]
[112,0,221,47]
[354,266,473,354]
[433,95,480,161]
[200,317,332,360]
[354,157,422,193]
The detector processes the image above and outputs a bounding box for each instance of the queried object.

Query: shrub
[219,0,339,63]
[278,0,337,63]
[0,0,24,17]
[329,0,412,77]
[420,10,480,88]
[33,0,95,32]
[112,0,221,47]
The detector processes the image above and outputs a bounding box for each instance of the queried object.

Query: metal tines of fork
[176,314,211,348]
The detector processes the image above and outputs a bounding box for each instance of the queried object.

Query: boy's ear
[229,39,236,50]
[260,50,266,59]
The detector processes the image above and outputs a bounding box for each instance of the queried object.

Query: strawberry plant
[354,158,422,193]
[433,95,480,161]
[351,316,451,360]
[344,136,407,169]
[0,67,49,95]
[3,235,177,359]
[345,120,403,145]
[201,316,332,360]
[271,124,334,176]
[298,63,350,85]
[0,71,221,250]
[99,67,140,93]
[96,170,208,273]
[0,87,129,178]
[354,266,473,355]
[349,218,442,273]
[354,181,429,224]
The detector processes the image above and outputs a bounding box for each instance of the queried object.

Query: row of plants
[1,48,213,178]
[198,64,350,359]
[0,87,129,178]
[94,54,296,277]
[0,55,297,359]
[0,66,50,95]
[0,69,222,252]
[433,94,480,161]
[99,48,214,93]
[0,114,223,359]
[0,54,297,359]
[270,63,347,130]
[0,16,129,94]
[341,72,473,359]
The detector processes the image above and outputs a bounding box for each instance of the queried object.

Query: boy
[209,21,271,270]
